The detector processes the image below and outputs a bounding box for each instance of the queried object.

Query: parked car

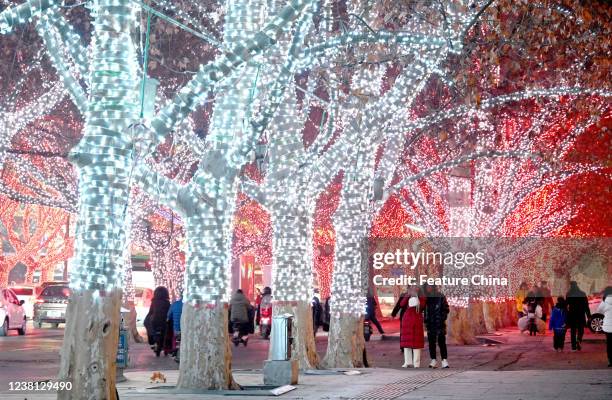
[0,287,27,336]
[33,285,71,328]
[35,281,69,297]
[588,297,604,334]
[9,285,37,319]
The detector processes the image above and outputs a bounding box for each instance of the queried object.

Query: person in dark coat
[229,289,252,342]
[144,286,171,350]
[366,295,385,334]
[322,296,331,332]
[398,286,425,368]
[565,281,591,351]
[423,284,450,368]
[312,290,323,336]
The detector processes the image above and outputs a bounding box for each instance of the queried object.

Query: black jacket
[424,295,450,334]
[565,287,590,327]
[145,298,170,332]
[312,296,323,326]
[366,296,377,317]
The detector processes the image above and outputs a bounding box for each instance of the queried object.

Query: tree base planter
[322,314,368,368]
[58,289,122,400]
[263,359,299,386]
[177,302,237,390]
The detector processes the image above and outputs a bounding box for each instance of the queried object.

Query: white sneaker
[441,359,449,369]
[429,359,437,368]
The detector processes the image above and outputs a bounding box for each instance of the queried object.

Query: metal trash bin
[270,313,293,361]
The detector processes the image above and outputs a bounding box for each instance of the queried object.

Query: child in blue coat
[549,297,567,351]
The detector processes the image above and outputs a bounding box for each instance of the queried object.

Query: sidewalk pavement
[4,366,610,400]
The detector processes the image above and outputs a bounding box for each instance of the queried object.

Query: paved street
[0,320,609,399]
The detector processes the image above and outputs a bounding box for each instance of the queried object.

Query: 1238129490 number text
[8,381,72,391]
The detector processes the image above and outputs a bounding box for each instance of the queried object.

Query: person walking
[167,294,183,334]
[515,282,529,319]
[548,296,567,352]
[166,293,183,355]
[366,294,385,335]
[596,286,612,367]
[565,281,590,351]
[322,296,331,332]
[312,290,323,336]
[229,289,252,346]
[424,284,450,368]
[256,287,272,322]
[399,287,425,368]
[144,286,171,355]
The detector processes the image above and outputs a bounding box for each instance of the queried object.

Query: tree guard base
[58,289,122,400]
[263,359,299,386]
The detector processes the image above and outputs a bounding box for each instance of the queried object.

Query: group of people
[515,281,554,336]
[392,284,450,369]
[143,286,182,357]
[516,281,590,347]
[143,286,272,350]
[548,284,612,366]
[516,280,612,366]
[229,286,275,345]
[143,281,612,369]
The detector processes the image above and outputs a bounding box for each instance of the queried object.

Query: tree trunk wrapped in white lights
[323,163,373,368]
[57,1,140,399]
[250,79,322,369]
[177,193,238,389]
[269,196,320,369]
[318,55,447,366]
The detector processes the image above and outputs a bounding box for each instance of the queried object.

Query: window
[41,286,72,298]
[6,290,19,304]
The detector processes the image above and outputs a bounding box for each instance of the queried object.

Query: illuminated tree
[0,197,72,286]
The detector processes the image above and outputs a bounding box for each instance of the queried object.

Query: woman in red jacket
[399,286,426,368]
